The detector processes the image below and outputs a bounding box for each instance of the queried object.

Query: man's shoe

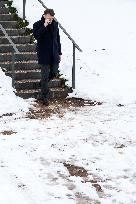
[42,99,49,106]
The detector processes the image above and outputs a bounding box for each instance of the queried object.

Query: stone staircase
[0,0,71,99]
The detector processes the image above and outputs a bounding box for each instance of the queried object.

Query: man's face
[43,14,54,24]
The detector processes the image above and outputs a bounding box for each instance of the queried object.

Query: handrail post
[72,43,76,89]
[12,50,15,88]
[23,0,26,20]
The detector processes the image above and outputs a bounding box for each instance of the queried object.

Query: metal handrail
[0,24,19,87]
[23,0,82,89]
[37,0,82,52]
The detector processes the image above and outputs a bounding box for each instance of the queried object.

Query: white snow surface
[0,69,32,115]
[0,79,136,203]
[10,0,136,105]
[0,1,136,203]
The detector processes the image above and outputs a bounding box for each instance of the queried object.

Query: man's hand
[44,19,51,27]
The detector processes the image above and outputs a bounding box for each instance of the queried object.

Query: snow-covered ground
[11,0,136,105]
[0,69,31,115]
[0,75,136,203]
[1,1,136,203]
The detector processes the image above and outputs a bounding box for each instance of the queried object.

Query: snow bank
[0,69,31,115]
[11,0,136,104]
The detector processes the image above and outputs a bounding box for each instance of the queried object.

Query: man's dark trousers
[40,64,59,100]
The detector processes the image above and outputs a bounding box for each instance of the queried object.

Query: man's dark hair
[44,9,55,16]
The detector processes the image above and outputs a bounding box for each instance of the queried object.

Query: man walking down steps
[33,9,62,106]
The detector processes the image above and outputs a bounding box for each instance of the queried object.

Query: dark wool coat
[33,16,62,65]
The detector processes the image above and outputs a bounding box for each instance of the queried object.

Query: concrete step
[16,87,69,99]
[0,14,13,21]
[0,60,39,70]
[6,69,41,80]
[0,7,9,14]
[0,36,31,44]
[15,79,63,90]
[0,21,18,28]
[0,44,36,53]
[0,1,8,8]
[0,28,26,36]
[0,52,37,62]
